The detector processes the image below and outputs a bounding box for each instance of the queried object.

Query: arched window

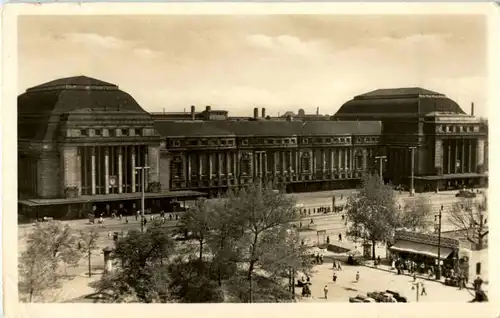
[171,156,183,179]
[355,152,363,170]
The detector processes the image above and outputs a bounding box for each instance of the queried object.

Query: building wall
[37,151,60,198]
[60,146,80,197]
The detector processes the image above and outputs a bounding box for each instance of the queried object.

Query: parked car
[456,190,476,198]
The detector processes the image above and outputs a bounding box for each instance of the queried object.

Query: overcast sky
[18,15,488,117]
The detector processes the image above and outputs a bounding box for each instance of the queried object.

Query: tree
[78,229,100,277]
[95,223,175,302]
[25,221,80,279]
[400,196,433,232]
[179,198,213,261]
[18,244,57,302]
[448,194,488,250]
[221,182,300,303]
[345,173,400,260]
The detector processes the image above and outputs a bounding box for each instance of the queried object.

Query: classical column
[104,148,110,194]
[337,148,342,171]
[91,147,96,195]
[312,151,317,174]
[199,154,203,180]
[233,152,237,177]
[447,139,453,173]
[289,151,293,173]
[350,148,354,176]
[264,152,268,177]
[454,139,459,173]
[344,148,348,173]
[130,147,136,192]
[274,152,279,175]
[144,150,149,186]
[117,147,123,194]
[218,153,223,178]
[322,149,326,173]
[330,149,334,172]
[281,151,286,174]
[259,153,263,178]
[461,140,465,173]
[209,153,213,177]
[468,140,472,173]
[226,152,231,177]
[187,154,192,182]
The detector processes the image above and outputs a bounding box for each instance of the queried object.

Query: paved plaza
[296,262,475,303]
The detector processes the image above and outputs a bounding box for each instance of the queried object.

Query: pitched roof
[154,120,382,138]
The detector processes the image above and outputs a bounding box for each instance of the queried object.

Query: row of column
[444,139,474,174]
[186,152,238,180]
[88,146,148,195]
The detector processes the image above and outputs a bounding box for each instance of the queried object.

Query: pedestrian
[99,216,104,224]
[326,235,330,244]
[420,282,427,296]
[125,217,128,224]
[332,272,337,283]
[338,233,342,242]
[356,271,360,282]
[300,222,303,229]
[413,272,417,282]
[108,231,111,238]
[135,211,139,221]
[169,214,173,220]
[310,218,314,225]
[176,214,178,220]
[320,254,324,264]
[333,260,337,270]
[323,285,329,299]
[119,214,122,221]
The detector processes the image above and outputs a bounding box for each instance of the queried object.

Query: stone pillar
[468,140,472,173]
[226,152,231,178]
[76,148,82,196]
[322,149,326,173]
[330,149,334,172]
[91,147,96,195]
[104,148,110,194]
[209,153,213,177]
[435,139,443,174]
[199,154,203,180]
[233,153,237,177]
[454,140,459,173]
[263,152,268,176]
[362,149,368,170]
[312,151,317,174]
[131,147,136,192]
[289,151,293,173]
[350,148,354,176]
[218,153,223,178]
[274,152,279,175]
[344,148,348,172]
[61,146,80,197]
[187,154,192,182]
[477,139,485,171]
[259,153,263,178]
[117,147,123,194]
[447,140,452,174]
[281,151,286,174]
[295,151,300,173]
[461,140,465,173]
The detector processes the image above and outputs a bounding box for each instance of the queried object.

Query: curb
[363,264,481,291]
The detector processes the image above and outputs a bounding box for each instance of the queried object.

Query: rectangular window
[109,129,116,137]
[81,129,89,137]
[94,129,102,136]
[134,128,141,136]
[121,129,129,136]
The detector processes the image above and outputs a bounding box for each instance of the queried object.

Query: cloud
[246,34,329,59]
[62,32,132,50]
[133,48,162,58]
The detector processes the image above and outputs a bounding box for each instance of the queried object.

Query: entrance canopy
[18,190,207,207]
[389,240,453,260]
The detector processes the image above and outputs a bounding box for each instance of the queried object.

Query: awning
[389,240,453,259]
[18,190,208,207]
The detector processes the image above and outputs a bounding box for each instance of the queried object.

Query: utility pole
[374,155,387,184]
[409,147,416,196]
[436,206,443,280]
[135,166,150,233]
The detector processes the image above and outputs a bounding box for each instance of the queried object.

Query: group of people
[298,204,346,217]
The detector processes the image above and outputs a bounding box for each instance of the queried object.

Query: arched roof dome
[334,87,466,119]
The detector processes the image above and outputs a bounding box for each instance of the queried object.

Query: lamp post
[409,147,416,196]
[135,166,150,233]
[374,155,387,184]
[435,206,443,280]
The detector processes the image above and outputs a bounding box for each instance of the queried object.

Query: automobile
[367,291,386,302]
[349,297,363,303]
[456,190,477,198]
[385,290,408,302]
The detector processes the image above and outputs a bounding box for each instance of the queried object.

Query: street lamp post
[435,206,443,280]
[409,147,416,196]
[135,166,150,233]
[374,155,387,184]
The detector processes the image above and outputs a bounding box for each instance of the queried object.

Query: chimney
[253,107,259,119]
[471,102,475,117]
[316,107,319,116]
[191,105,196,120]
[261,108,266,118]
[206,105,211,112]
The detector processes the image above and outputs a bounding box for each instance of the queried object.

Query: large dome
[18,76,150,140]
[334,87,466,120]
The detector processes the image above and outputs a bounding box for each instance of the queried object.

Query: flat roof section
[18,190,208,207]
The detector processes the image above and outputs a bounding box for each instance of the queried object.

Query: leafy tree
[179,198,213,261]
[25,221,80,279]
[345,173,400,260]
[448,194,488,250]
[400,196,433,232]
[221,183,300,303]
[95,223,175,302]
[78,229,100,277]
[18,244,57,302]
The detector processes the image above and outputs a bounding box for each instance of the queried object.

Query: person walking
[323,285,329,299]
[356,271,360,282]
[338,233,342,242]
[332,272,337,283]
[420,281,427,296]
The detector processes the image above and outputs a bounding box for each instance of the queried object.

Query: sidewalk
[363,261,487,292]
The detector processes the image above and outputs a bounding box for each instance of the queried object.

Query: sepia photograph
[3,3,498,314]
